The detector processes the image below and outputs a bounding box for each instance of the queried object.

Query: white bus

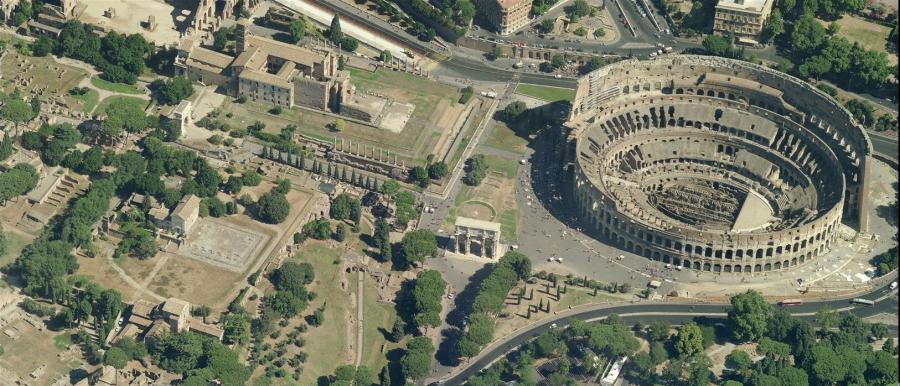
[851,298,875,306]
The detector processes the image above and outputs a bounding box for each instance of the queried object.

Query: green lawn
[71,89,99,113]
[291,241,351,385]
[94,96,148,116]
[356,276,403,373]
[825,16,894,57]
[484,122,529,155]
[0,231,30,267]
[52,333,73,352]
[90,77,145,95]
[484,154,520,179]
[498,209,518,243]
[515,83,576,102]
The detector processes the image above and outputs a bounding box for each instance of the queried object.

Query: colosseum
[566,55,873,274]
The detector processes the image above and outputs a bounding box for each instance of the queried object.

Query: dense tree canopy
[153,76,194,105]
[256,190,290,224]
[400,229,438,267]
[727,290,772,343]
[411,269,446,330]
[0,163,39,204]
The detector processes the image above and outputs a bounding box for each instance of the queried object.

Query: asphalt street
[438,282,900,385]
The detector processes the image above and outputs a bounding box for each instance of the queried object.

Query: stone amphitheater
[566,55,873,274]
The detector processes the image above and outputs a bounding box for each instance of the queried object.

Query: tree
[674,322,705,358]
[334,222,347,241]
[1,94,37,124]
[271,261,315,291]
[374,217,392,262]
[0,132,13,161]
[288,18,306,43]
[565,0,592,20]
[550,53,566,69]
[333,118,345,132]
[241,170,262,186]
[582,56,605,74]
[411,270,446,330]
[810,344,846,385]
[222,311,251,345]
[102,97,150,134]
[866,350,898,385]
[330,193,360,220]
[727,290,771,343]
[410,166,429,187]
[400,229,437,267]
[648,320,671,342]
[760,9,784,43]
[400,337,434,381]
[224,175,244,194]
[379,49,392,63]
[0,227,6,258]
[212,27,231,52]
[726,349,752,376]
[540,18,555,33]
[104,347,129,369]
[463,154,488,186]
[389,318,405,342]
[31,35,56,56]
[703,34,731,56]
[502,101,528,122]
[9,0,32,25]
[777,366,809,386]
[379,179,400,195]
[154,76,194,105]
[256,191,290,224]
[427,162,449,180]
[329,15,343,44]
[790,14,827,56]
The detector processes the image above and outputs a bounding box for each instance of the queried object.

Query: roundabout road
[436,279,899,385]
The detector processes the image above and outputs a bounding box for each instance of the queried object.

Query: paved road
[870,132,899,161]
[437,281,899,385]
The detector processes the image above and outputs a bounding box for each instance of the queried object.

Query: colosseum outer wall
[564,55,873,274]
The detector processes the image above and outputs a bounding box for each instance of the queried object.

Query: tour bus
[777,299,803,306]
[851,298,875,306]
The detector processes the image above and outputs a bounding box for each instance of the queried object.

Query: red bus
[778,299,804,306]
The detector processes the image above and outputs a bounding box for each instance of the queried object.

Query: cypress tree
[329,15,343,44]
[0,132,12,161]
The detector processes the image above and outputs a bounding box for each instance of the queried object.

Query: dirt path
[354,269,364,366]
[132,253,171,302]
[105,255,166,303]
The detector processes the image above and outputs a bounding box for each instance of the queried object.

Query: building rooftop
[161,297,190,316]
[497,0,530,9]
[188,318,225,339]
[171,195,201,220]
[187,46,233,71]
[716,0,772,12]
[455,216,502,232]
[245,35,324,69]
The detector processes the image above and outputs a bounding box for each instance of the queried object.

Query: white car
[555,74,562,78]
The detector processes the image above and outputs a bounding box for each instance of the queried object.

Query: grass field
[71,89,99,113]
[824,16,897,64]
[484,154,520,179]
[292,241,352,385]
[94,96,148,116]
[356,275,404,373]
[90,77,145,95]
[515,83,576,102]
[484,122,529,156]
[0,231,29,267]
